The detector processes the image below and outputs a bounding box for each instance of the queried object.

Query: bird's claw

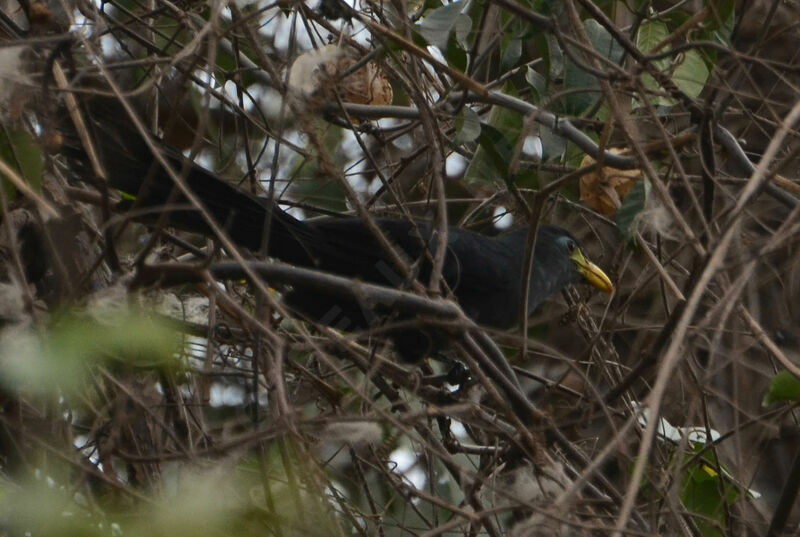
[445,360,472,387]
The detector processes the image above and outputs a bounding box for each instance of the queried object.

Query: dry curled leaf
[579,148,642,215]
[336,56,393,106]
[288,44,392,111]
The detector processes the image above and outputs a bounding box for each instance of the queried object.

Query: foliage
[0,126,42,203]
[763,370,800,406]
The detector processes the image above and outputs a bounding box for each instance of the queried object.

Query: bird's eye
[566,239,577,253]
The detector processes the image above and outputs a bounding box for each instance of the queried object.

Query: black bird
[58,98,613,362]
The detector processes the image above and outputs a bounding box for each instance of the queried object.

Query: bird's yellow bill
[571,249,614,293]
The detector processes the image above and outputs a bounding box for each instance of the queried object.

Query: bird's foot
[445,360,472,387]
[418,359,473,388]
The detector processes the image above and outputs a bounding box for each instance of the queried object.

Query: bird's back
[282,217,530,329]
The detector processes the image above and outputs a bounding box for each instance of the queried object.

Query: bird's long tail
[57,95,317,265]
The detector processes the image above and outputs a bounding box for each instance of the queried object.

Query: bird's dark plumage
[58,97,612,362]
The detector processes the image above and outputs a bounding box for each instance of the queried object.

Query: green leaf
[445,32,468,71]
[615,178,649,238]
[419,1,467,50]
[500,37,522,72]
[464,84,523,184]
[763,370,800,406]
[635,21,711,108]
[453,107,481,144]
[525,67,546,102]
[564,138,591,169]
[545,33,563,80]
[452,12,471,49]
[672,49,710,99]
[583,18,624,64]
[636,20,670,64]
[469,124,514,182]
[214,48,236,85]
[538,125,567,162]
[636,21,673,107]
[709,0,736,45]
[513,168,539,189]
[0,127,43,201]
[679,451,739,537]
[563,19,624,115]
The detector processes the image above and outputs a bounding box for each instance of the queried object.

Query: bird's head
[558,230,614,293]
[534,226,614,298]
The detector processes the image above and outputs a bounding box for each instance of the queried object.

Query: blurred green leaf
[453,107,481,144]
[0,326,82,396]
[419,1,468,50]
[763,370,800,406]
[2,464,290,537]
[1,478,108,537]
[0,126,43,201]
[0,308,181,397]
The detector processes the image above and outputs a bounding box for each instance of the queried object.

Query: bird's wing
[298,218,520,294]
[443,228,522,293]
[435,228,526,328]
[301,217,427,284]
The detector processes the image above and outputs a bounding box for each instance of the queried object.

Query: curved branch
[715,126,800,207]
[336,92,639,169]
